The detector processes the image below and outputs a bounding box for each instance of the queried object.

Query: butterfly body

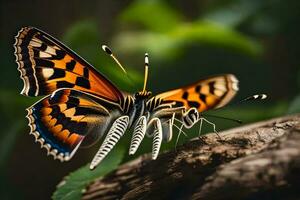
[127,92,151,128]
[14,27,239,169]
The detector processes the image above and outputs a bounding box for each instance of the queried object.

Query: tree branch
[82,114,300,200]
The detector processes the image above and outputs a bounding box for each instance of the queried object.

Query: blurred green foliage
[115,0,262,60]
[1,0,300,199]
[120,0,183,32]
[288,95,300,114]
[202,0,263,27]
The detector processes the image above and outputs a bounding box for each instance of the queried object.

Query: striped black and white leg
[129,116,147,155]
[151,118,163,160]
[90,115,129,170]
[182,108,200,129]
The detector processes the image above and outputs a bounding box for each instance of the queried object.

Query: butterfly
[14,27,239,170]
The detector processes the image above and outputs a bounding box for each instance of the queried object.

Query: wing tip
[227,74,239,91]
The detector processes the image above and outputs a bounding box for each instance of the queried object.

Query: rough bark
[82,114,300,200]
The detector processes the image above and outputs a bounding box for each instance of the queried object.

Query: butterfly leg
[90,115,129,170]
[175,124,184,151]
[147,118,163,160]
[182,108,200,129]
[198,117,203,137]
[202,117,222,139]
[129,116,147,155]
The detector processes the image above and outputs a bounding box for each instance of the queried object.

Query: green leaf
[114,21,262,61]
[113,31,182,61]
[171,22,263,56]
[52,147,125,200]
[62,20,101,64]
[202,0,263,27]
[63,20,100,49]
[120,0,183,32]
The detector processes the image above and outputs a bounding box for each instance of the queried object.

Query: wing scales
[14,27,122,102]
[155,74,239,112]
[27,89,122,161]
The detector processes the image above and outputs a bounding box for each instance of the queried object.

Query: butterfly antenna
[143,53,149,92]
[213,93,268,112]
[240,94,267,102]
[202,94,267,124]
[102,45,127,74]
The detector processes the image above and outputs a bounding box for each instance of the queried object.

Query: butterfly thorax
[127,91,152,127]
[135,91,152,98]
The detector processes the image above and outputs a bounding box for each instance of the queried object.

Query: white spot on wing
[232,82,239,91]
[42,68,54,78]
[39,51,52,58]
[29,40,42,47]
[214,89,224,96]
[228,75,239,91]
[45,46,56,55]
[230,75,239,83]
[214,84,227,91]
[31,38,42,44]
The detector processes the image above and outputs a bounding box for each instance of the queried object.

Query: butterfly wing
[14,27,122,102]
[151,74,239,112]
[27,88,123,161]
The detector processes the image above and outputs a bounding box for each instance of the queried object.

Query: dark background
[1,0,300,199]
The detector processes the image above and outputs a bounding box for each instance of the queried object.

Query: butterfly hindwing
[153,74,239,112]
[14,27,122,102]
[27,88,123,161]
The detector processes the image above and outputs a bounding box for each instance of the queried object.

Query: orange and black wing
[27,88,122,161]
[14,27,122,102]
[153,74,239,112]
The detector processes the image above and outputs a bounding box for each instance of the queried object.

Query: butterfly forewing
[154,74,239,112]
[14,27,122,102]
